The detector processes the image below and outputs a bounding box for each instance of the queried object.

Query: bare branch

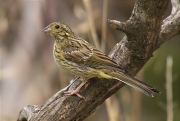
[171,0,180,14]
[166,56,173,121]
[83,0,100,49]
[101,0,108,53]
[101,1,122,121]
[157,0,180,48]
[17,0,176,121]
[17,105,42,121]
[108,19,131,35]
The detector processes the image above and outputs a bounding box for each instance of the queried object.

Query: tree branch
[157,0,180,47]
[17,0,180,121]
[171,0,180,15]
[108,19,132,35]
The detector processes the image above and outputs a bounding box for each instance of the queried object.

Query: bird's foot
[64,90,84,98]
[64,81,87,99]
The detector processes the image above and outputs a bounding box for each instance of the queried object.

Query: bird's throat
[53,34,68,43]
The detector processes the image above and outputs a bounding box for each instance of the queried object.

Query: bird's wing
[62,37,93,63]
[62,37,123,71]
[85,48,123,71]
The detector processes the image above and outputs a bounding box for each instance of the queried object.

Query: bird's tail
[100,71,160,97]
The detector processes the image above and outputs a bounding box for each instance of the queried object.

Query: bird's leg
[64,81,87,98]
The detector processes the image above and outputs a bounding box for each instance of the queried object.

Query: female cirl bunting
[43,22,160,98]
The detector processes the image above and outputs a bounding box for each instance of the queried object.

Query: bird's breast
[53,44,99,79]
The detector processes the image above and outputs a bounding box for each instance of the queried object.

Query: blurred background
[0,0,179,121]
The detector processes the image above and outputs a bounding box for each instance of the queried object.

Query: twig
[83,0,100,49]
[108,19,131,35]
[105,95,122,121]
[101,0,108,52]
[166,56,173,121]
[100,0,121,120]
[131,72,143,121]
[74,10,100,35]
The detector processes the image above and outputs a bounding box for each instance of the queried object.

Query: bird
[43,22,160,98]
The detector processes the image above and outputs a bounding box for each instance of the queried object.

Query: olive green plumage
[43,22,160,98]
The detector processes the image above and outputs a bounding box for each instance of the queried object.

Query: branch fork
[17,0,180,120]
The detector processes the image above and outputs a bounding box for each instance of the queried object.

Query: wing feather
[62,37,93,63]
[62,37,123,72]
[85,49,123,71]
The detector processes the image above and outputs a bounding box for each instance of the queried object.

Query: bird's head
[43,22,74,42]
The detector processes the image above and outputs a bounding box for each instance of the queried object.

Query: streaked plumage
[43,22,160,98]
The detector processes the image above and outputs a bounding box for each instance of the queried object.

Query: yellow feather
[99,71,114,79]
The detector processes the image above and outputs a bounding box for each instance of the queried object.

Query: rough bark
[17,0,180,121]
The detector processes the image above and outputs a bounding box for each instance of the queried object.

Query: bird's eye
[55,25,60,29]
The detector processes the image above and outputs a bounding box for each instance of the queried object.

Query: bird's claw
[64,90,84,99]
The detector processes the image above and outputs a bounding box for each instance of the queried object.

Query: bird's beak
[42,26,52,33]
